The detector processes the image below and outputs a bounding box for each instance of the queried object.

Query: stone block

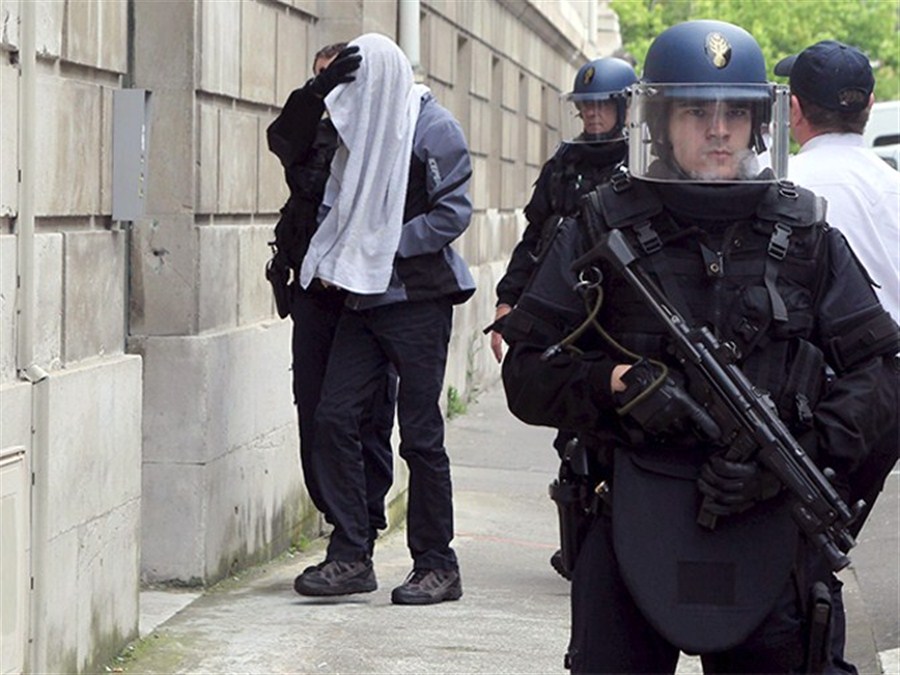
[275,12,310,105]
[0,232,65,382]
[35,232,64,370]
[428,16,455,85]
[198,225,239,332]
[100,86,114,215]
[0,0,19,49]
[129,214,198,337]
[241,0,277,105]
[501,108,516,161]
[471,41,491,99]
[502,59,518,112]
[141,461,206,584]
[199,0,241,98]
[145,90,195,215]
[35,528,79,674]
[0,235,16,382]
[258,121,287,214]
[36,0,63,58]
[35,76,102,216]
[238,225,276,325]
[137,321,294,465]
[66,0,126,72]
[134,0,194,89]
[469,154,489,212]
[218,109,258,214]
[526,119,543,166]
[501,160,519,210]
[202,426,305,581]
[197,103,219,213]
[0,61,16,217]
[45,356,142,538]
[74,499,140,671]
[62,230,126,363]
[0,381,29,448]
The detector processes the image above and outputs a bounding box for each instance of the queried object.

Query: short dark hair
[313,42,348,72]
[797,94,870,134]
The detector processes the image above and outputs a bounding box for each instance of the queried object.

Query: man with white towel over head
[293,33,476,605]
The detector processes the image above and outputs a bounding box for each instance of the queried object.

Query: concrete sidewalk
[119,384,883,674]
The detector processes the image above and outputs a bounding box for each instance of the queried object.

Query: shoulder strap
[581,171,695,322]
[757,181,827,324]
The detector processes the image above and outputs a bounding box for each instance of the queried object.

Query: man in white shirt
[776,40,900,322]
[776,39,900,675]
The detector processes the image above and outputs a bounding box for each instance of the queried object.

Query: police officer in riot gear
[500,20,899,674]
[491,57,637,362]
[490,58,636,580]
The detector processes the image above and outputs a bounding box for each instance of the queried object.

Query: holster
[548,437,595,575]
[805,580,832,674]
[265,256,291,319]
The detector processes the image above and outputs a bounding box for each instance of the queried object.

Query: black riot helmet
[560,57,638,144]
[629,20,790,183]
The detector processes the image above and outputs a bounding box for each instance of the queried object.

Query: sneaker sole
[390,586,463,605]
[294,578,377,597]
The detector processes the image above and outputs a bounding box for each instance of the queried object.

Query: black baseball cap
[774,40,874,112]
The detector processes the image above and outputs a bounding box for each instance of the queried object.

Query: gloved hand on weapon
[697,454,782,516]
[614,359,721,440]
[310,45,362,98]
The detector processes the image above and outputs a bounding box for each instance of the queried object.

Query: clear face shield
[628,83,790,183]
[559,91,626,144]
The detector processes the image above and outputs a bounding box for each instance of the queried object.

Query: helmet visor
[559,91,626,144]
[628,83,789,183]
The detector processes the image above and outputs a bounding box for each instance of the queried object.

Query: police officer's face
[577,100,618,136]
[667,100,753,180]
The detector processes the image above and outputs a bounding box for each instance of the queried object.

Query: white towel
[300,33,427,294]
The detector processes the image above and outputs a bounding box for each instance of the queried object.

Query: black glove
[697,455,781,516]
[615,359,721,439]
[309,45,362,98]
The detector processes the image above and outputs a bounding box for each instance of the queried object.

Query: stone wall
[0,0,142,672]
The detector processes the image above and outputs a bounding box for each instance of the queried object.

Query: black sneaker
[391,568,462,605]
[293,559,377,597]
[550,549,572,581]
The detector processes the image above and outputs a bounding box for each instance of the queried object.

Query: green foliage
[446,385,467,419]
[611,0,900,101]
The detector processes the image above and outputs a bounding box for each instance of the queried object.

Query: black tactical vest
[580,173,830,432]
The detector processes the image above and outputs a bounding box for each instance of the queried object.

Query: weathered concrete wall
[1,0,143,671]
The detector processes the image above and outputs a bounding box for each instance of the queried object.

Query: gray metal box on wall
[112,89,151,221]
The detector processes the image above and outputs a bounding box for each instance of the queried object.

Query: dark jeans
[568,514,813,674]
[290,288,396,535]
[313,298,458,570]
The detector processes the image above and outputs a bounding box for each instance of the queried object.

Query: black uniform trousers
[569,513,813,675]
[313,298,458,570]
[290,287,396,539]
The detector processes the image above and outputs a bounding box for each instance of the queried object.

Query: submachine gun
[596,229,863,571]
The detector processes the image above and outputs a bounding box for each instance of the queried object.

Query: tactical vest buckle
[767,222,792,261]
[777,181,799,200]
[634,222,663,255]
[610,170,631,194]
